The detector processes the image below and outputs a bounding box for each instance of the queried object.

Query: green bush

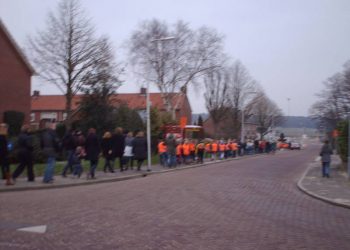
[3,110,25,136]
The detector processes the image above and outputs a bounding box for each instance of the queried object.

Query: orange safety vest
[158,142,167,154]
[231,143,238,151]
[189,143,196,152]
[211,143,218,152]
[176,144,183,156]
[225,144,231,151]
[219,144,226,152]
[182,144,190,156]
[205,143,211,152]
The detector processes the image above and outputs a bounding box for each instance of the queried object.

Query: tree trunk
[65,86,73,129]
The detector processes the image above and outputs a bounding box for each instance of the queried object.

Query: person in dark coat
[12,125,35,182]
[0,123,13,185]
[101,131,114,173]
[85,128,100,179]
[320,140,333,178]
[61,129,76,177]
[41,122,59,183]
[112,127,125,172]
[165,133,177,167]
[132,131,147,171]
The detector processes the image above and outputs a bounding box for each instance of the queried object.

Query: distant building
[0,19,34,123]
[203,115,258,139]
[30,89,192,127]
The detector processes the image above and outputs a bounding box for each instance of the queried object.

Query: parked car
[290,141,301,150]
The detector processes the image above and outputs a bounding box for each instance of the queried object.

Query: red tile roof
[31,93,186,111]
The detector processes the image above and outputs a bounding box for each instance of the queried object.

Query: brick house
[30,89,192,127]
[0,20,34,123]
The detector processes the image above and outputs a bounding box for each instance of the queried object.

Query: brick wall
[0,26,32,123]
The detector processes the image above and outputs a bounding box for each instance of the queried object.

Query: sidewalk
[298,155,350,209]
[0,154,260,192]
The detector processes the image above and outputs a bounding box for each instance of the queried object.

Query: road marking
[17,225,47,234]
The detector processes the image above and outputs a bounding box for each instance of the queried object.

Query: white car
[290,142,301,150]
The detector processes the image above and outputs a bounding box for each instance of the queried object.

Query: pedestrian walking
[176,140,183,165]
[112,127,125,172]
[182,140,191,164]
[219,140,226,160]
[320,140,333,178]
[101,131,114,173]
[157,140,167,167]
[211,140,218,160]
[165,134,177,167]
[231,140,238,158]
[132,131,147,171]
[85,128,100,179]
[41,121,59,183]
[0,123,13,185]
[189,139,196,163]
[61,129,76,177]
[196,141,205,164]
[12,125,35,182]
[72,146,85,178]
[123,131,134,170]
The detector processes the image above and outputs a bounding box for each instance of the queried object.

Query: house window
[63,112,67,120]
[30,113,35,122]
[40,112,57,120]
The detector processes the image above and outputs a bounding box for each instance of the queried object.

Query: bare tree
[310,72,347,130]
[226,60,258,138]
[27,0,120,125]
[250,93,284,138]
[204,67,230,137]
[128,19,225,120]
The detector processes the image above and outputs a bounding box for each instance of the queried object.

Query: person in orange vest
[211,140,218,160]
[219,140,226,160]
[205,142,211,159]
[225,140,231,159]
[176,140,183,165]
[182,140,191,164]
[189,139,196,163]
[196,141,205,164]
[231,139,238,158]
[157,140,167,167]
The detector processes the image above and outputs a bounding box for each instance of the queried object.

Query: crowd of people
[1,121,280,186]
[157,136,277,168]
[0,122,148,185]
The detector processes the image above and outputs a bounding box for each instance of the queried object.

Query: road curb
[0,153,264,193]
[296,162,350,209]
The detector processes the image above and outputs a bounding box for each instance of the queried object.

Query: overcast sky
[1,0,350,116]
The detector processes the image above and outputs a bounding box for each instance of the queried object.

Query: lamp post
[146,36,175,171]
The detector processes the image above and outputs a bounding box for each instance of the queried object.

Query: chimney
[32,90,40,97]
[140,87,146,95]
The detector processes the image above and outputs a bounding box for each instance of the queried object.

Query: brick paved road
[1,144,350,250]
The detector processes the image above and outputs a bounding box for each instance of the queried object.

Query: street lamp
[146,36,175,171]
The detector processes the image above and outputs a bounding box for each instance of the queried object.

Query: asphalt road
[1,144,350,250]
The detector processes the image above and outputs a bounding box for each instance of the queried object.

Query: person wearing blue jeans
[320,140,333,178]
[41,122,59,184]
[43,156,55,183]
[167,154,177,167]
